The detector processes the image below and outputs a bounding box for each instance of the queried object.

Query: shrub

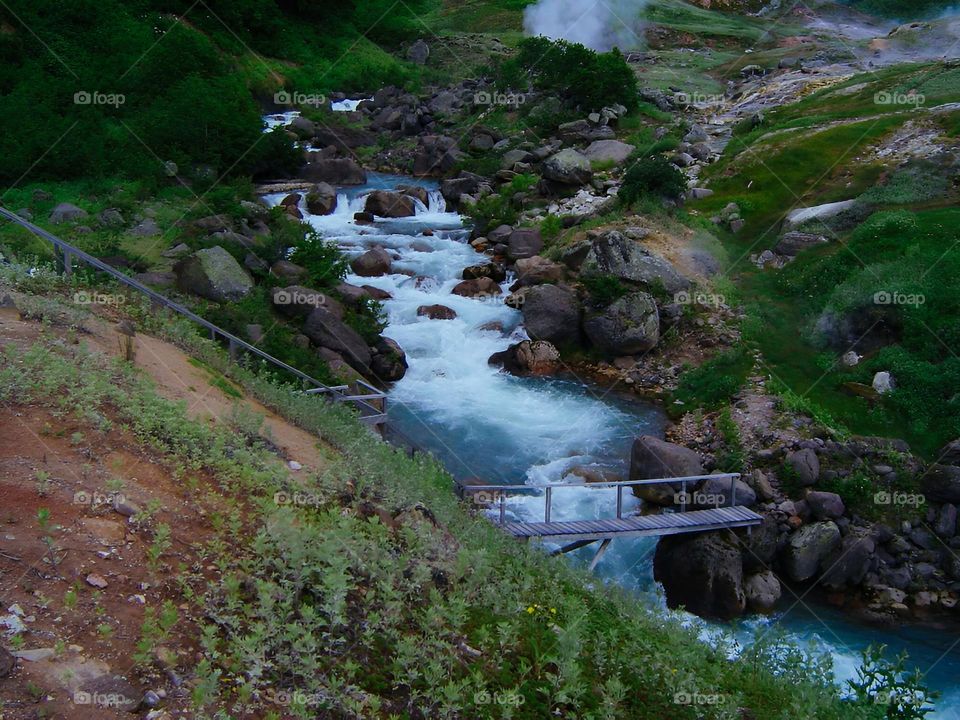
[619,155,688,205]
[673,349,751,411]
[581,272,628,307]
[499,37,638,112]
[288,229,349,290]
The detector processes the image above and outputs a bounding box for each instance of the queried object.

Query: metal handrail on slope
[0,206,387,427]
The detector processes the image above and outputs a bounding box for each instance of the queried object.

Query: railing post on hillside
[731,476,737,507]
[499,493,506,526]
[60,248,73,277]
[680,479,687,513]
[616,485,623,519]
[545,487,552,523]
[228,339,238,362]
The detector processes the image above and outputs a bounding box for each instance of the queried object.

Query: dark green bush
[581,273,628,307]
[619,155,688,205]
[673,349,751,411]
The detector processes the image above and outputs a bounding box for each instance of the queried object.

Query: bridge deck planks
[503,506,763,542]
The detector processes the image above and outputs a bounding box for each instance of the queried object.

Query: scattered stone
[85,573,109,589]
[785,448,820,486]
[49,203,88,224]
[745,571,782,613]
[417,304,458,320]
[306,183,337,215]
[350,247,393,277]
[174,247,254,302]
[407,39,430,65]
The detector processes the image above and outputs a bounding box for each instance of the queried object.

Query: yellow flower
[550,608,557,614]
[527,606,535,614]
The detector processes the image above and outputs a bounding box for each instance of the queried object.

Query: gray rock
[161,243,190,259]
[303,307,372,373]
[130,218,160,237]
[97,208,124,228]
[654,531,746,620]
[785,448,820,486]
[938,439,960,466]
[872,371,895,394]
[407,39,430,65]
[306,183,337,215]
[174,246,254,302]
[542,149,593,185]
[520,284,581,346]
[921,465,960,503]
[49,202,87,224]
[774,231,829,257]
[350,247,393,277]
[508,228,543,260]
[272,285,343,319]
[629,436,704,505]
[581,231,689,293]
[696,476,757,508]
[745,570,781,613]
[371,336,407,382]
[821,530,875,589]
[489,340,561,376]
[583,291,660,356]
[806,491,846,520]
[300,158,367,185]
[582,140,635,164]
[784,200,857,230]
[270,260,308,282]
[783,521,841,582]
[935,503,957,538]
[513,256,563,288]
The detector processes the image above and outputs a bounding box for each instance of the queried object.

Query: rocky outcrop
[488,340,561,376]
[49,202,88,224]
[350,247,393,277]
[583,292,659,356]
[306,183,337,215]
[542,149,593,186]
[582,139,635,164]
[508,228,543,260]
[629,436,704,505]
[782,521,841,582]
[174,246,253,302]
[744,571,782,613]
[302,307,372,373]
[520,284,581,346]
[365,190,416,218]
[581,231,689,293]
[654,531,746,620]
[371,337,407,381]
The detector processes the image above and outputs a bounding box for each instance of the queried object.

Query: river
[265,170,960,717]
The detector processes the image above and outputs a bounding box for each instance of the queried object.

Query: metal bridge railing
[0,206,387,427]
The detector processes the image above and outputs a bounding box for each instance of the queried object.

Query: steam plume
[523,0,646,51]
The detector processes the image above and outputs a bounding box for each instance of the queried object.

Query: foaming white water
[331,97,372,112]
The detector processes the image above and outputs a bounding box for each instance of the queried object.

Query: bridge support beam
[588,538,612,572]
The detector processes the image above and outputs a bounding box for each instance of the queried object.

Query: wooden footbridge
[459,473,763,570]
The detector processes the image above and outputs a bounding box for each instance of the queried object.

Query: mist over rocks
[523,0,646,51]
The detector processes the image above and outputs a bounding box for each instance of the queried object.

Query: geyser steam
[523,0,646,51]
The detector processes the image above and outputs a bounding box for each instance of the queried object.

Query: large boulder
[407,39,430,65]
[175,246,254,302]
[806,490,845,520]
[417,304,457,320]
[582,139,635,164]
[629,436,704,505]
[921,465,960,503]
[520,284,581,347]
[583,291,659,356]
[820,530,875,590]
[350,247,393,277]
[365,190,416,218]
[581,231,689,293]
[300,158,367,185]
[695,475,757,508]
[371,337,407,381]
[49,202,88,224]
[939,439,960,466]
[512,256,563,288]
[784,200,857,230]
[306,183,337,215]
[782,521,841,582]
[452,277,501,298]
[785,448,820,486]
[744,571,782,613]
[302,307,372,373]
[542,149,593,185]
[508,228,543,260]
[440,172,485,205]
[488,340,561,376]
[654,531,746,620]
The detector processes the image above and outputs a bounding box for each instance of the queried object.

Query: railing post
[499,493,505,526]
[228,339,238,362]
[545,487,552,524]
[61,249,72,277]
[680,479,687,513]
[616,485,623,519]
[731,476,737,507]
